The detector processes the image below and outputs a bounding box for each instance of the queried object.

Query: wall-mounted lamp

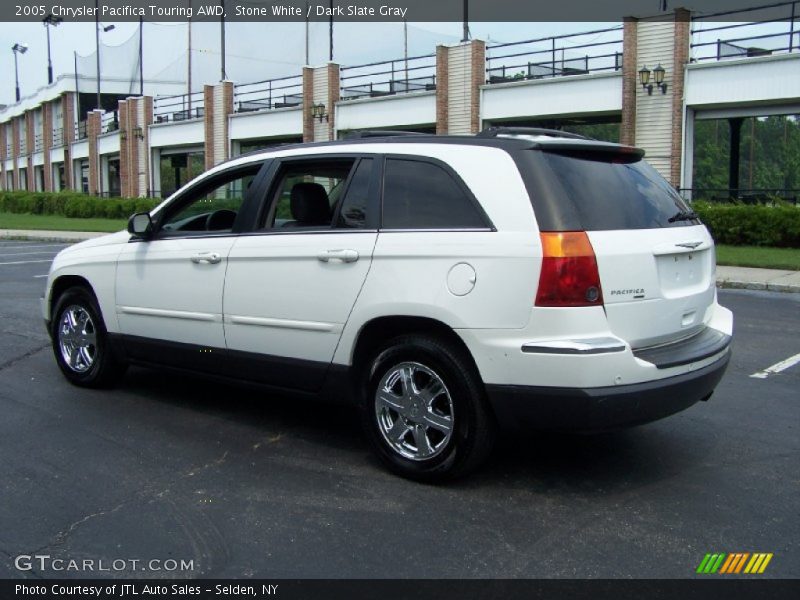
[639,64,668,95]
[120,129,128,141]
[132,126,144,140]
[311,102,328,123]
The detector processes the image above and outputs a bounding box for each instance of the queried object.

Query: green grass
[0,212,126,233]
[716,244,800,271]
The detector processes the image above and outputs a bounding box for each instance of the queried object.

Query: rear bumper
[485,349,730,432]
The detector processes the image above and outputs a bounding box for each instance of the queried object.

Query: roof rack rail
[343,130,429,139]
[477,127,590,140]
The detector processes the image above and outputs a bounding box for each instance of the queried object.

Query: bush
[693,201,800,248]
[0,190,158,220]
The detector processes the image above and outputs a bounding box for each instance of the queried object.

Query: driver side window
[160,167,259,236]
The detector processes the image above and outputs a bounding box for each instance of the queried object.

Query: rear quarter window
[381,158,489,230]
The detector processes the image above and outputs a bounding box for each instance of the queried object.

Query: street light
[43,13,63,85]
[12,42,28,102]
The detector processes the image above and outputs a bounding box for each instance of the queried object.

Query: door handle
[190,252,222,264]
[317,249,359,263]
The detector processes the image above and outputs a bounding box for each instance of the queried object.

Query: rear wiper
[668,210,699,223]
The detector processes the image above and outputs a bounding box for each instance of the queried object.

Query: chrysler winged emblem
[675,241,702,249]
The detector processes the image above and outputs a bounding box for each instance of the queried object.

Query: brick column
[435,40,485,135]
[87,110,102,195]
[43,102,53,191]
[62,93,75,189]
[119,96,154,198]
[203,81,233,169]
[302,64,340,143]
[0,123,6,190]
[620,17,638,147]
[671,8,691,187]
[302,67,313,142]
[25,111,34,190]
[435,46,448,135]
[12,118,20,189]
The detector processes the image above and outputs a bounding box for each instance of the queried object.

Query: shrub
[692,201,800,248]
[0,190,158,220]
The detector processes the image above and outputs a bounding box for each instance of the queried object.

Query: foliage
[693,115,800,196]
[0,191,158,220]
[693,200,800,248]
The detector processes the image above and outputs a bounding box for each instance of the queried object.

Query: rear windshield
[527,150,699,231]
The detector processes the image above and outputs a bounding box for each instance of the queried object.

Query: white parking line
[0,259,53,266]
[33,274,49,278]
[0,251,60,257]
[750,353,800,379]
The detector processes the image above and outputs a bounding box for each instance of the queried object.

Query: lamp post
[43,13,63,85]
[12,42,28,102]
[95,0,115,111]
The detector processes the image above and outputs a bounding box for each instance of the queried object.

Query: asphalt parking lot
[0,239,797,579]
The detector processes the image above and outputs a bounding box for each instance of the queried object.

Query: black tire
[51,286,127,388]
[359,334,496,482]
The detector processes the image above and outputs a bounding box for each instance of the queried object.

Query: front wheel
[51,286,126,388]
[359,335,495,482]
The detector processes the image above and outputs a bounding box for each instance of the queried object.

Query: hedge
[692,201,800,248]
[0,191,159,220]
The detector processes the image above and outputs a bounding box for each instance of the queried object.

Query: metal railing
[52,127,64,147]
[340,54,436,101]
[691,1,799,62]
[101,111,119,134]
[75,120,87,140]
[233,74,304,112]
[153,91,205,123]
[19,137,27,154]
[485,26,623,84]
[5,143,11,157]
[680,187,800,204]
[34,133,43,152]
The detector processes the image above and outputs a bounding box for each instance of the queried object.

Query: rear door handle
[317,249,359,263]
[190,252,222,264]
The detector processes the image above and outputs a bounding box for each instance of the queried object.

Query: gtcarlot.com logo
[15,554,195,573]
[696,552,773,574]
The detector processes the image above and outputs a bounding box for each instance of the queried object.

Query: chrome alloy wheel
[58,305,97,373]
[375,362,454,461]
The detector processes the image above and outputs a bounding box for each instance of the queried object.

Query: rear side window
[529,151,698,231]
[382,158,488,230]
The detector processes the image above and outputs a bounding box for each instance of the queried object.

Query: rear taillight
[535,231,604,307]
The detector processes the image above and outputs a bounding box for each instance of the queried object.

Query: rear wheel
[359,334,495,482]
[51,286,126,388]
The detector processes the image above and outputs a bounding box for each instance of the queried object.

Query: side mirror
[128,212,154,238]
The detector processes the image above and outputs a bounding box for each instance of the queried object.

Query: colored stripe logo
[696,553,773,574]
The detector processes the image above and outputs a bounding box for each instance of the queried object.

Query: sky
[0,20,617,106]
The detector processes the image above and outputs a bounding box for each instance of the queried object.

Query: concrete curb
[716,280,800,294]
[0,230,105,243]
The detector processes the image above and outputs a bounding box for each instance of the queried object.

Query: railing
[691,1,799,62]
[52,127,64,147]
[75,120,87,140]
[680,187,800,204]
[233,75,304,112]
[34,133,43,152]
[101,111,119,134]
[153,91,205,123]
[485,26,623,84]
[340,54,436,101]
[5,143,11,157]
[19,137,27,154]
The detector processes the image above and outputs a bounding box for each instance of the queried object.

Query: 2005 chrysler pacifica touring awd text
[42,128,733,481]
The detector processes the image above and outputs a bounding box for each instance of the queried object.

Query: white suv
[43,128,733,481]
